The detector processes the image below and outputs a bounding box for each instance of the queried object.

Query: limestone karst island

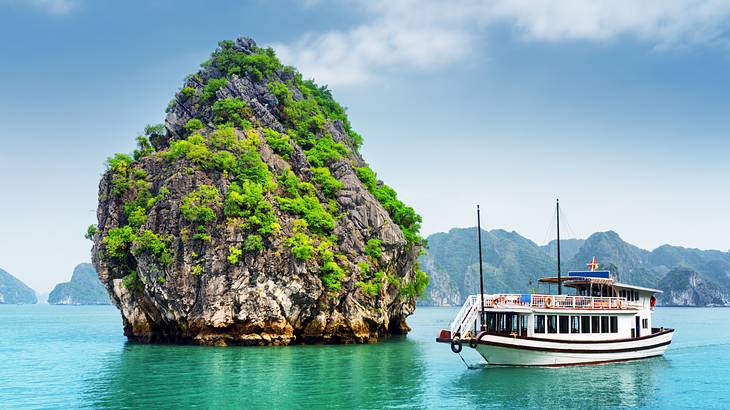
[90,38,428,346]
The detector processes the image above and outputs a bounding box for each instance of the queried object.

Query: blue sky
[2,0,730,292]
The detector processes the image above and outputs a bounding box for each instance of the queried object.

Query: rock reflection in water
[83,337,428,408]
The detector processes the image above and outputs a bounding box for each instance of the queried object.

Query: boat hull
[471,329,674,366]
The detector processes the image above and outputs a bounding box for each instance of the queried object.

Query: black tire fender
[450,338,463,354]
[469,338,478,349]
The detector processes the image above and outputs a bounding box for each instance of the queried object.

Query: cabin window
[534,315,545,333]
[642,318,648,329]
[634,291,639,301]
[486,313,497,332]
[571,316,580,333]
[581,316,591,334]
[547,315,557,333]
[519,315,527,336]
[591,316,600,333]
[601,316,609,333]
[559,316,569,334]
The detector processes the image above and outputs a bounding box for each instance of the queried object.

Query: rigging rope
[542,206,557,246]
[559,205,578,240]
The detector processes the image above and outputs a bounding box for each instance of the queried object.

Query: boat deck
[447,294,644,339]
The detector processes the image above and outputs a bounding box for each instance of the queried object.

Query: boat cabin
[455,269,662,342]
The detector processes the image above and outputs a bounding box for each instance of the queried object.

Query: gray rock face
[48,263,111,305]
[658,267,729,306]
[91,38,422,345]
[0,268,37,304]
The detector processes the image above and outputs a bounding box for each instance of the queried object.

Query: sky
[1,0,730,292]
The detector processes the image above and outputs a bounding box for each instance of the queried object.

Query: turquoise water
[0,306,728,409]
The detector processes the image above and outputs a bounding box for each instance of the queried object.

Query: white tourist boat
[437,202,674,367]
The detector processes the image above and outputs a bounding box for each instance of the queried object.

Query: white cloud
[2,0,77,14]
[274,0,730,86]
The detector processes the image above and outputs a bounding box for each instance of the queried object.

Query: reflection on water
[84,338,429,408]
[447,357,669,408]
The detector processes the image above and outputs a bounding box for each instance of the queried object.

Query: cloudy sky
[2,0,730,292]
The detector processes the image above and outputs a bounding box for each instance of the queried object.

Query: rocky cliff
[90,38,426,345]
[48,263,111,305]
[0,268,37,304]
[658,267,729,306]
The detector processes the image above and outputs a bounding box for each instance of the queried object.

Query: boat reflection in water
[446,354,669,408]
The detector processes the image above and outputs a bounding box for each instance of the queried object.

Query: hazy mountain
[648,245,730,288]
[568,231,661,288]
[36,291,49,304]
[48,263,110,305]
[0,268,37,304]
[420,228,730,307]
[419,228,554,305]
[541,238,585,261]
[658,267,728,306]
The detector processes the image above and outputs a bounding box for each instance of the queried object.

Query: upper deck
[482,293,638,310]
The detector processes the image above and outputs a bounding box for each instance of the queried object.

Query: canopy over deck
[538,274,662,294]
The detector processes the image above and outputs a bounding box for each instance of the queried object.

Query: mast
[477,205,486,330]
[556,198,562,295]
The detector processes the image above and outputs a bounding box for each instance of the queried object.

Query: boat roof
[538,275,663,294]
[613,282,663,294]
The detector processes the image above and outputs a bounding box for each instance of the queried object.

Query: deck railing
[448,293,636,337]
[487,293,632,309]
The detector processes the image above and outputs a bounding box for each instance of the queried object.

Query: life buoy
[469,338,478,348]
[545,296,554,308]
[498,295,506,305]
[650,296,657,309]
[450,338,463,353]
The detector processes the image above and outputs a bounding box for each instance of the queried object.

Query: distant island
[0,267,37,304]
[419,228,730,307]
[48,263,110,305]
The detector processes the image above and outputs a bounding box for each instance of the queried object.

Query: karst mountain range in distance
[419,228,730,307]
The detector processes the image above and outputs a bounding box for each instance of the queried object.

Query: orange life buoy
[545,296,553,308]
[650,296,657,309]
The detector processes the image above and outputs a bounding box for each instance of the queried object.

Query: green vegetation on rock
[356,166,422,245]
[93,38,427,345]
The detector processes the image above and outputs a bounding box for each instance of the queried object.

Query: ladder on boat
[449,295,481,338]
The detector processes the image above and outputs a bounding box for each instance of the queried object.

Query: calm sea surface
[0,305,728,409]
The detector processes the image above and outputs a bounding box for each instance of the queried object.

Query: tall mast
[477,205,486,330]
[556,198,562,295]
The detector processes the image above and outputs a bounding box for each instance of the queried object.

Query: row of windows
[534,315,618,334]
[619,289,640,302]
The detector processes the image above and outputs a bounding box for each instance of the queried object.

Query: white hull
[472,330,673,366]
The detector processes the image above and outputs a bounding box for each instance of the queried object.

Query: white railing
[470,293,631,309]
[448,295,480,337]
[448,293,636,338]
